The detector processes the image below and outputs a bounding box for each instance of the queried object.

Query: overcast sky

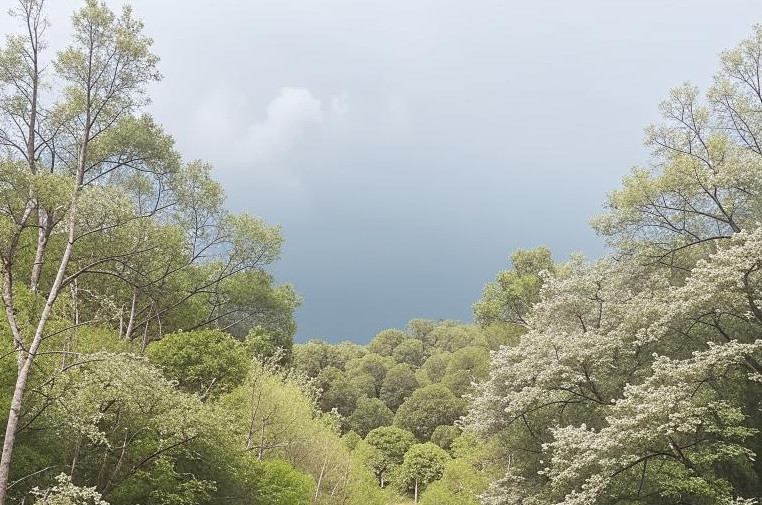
[9,0,761,342]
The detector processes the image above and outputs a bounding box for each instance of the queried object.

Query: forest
[0,0,761,504]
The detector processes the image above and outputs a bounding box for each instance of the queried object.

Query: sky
[7,0,762,342]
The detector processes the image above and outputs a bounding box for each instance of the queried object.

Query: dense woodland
[0,1,762,504]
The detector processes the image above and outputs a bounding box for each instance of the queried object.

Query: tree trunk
[314,453,328,502]
[29,210,50,293]
[0,117,89,505]
[0,216,78,504]
[414,478,419,504]
[0,357,33,504]
[124,290,137,340]
[258,421,266,461]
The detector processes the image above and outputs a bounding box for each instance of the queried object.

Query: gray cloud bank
[14,0,762,341]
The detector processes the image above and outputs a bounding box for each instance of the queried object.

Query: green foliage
[7,5,762,505]
[418,352,451,385]
[393,443,450,497]
[430,425,461,452]
[346,353,391,398]
[368,329,408,357]
[421,322,487,352]
[470,25,762,505]
[441,346,489,396]
[255,460,314,505]
[394,385,466,441]
[473,246,554,326]
[245,326,293,365]
[418,459,486,505]
[362,426,417,486]
[343,431,362,450]
[147,330,249,397]
[348,397,394,437]
[391,339,425,367]
[340,461,388,505]
[316,366,361,417]
[292,340,366,378]
[380,364,419,411]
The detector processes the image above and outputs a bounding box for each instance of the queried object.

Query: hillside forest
[1,1,762,504]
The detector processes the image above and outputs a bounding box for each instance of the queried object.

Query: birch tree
[0,2,286,502]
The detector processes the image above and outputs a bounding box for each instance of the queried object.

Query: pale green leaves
[473,246,554,326]
[393,442,450,495]
[56,0,159,126]
[593,27,762,267]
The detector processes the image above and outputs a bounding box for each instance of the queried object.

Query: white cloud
[189,87,346,169]
[244,87,325,164]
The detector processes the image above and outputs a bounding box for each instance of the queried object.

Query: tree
[391,338,425,367]
[418,352,451,385]
[0,2,289,502]
[218,362,362,504]
[147,329,249,397]
[292,340,338,378]
[316,366,360,418]
[441,346,489,397]
[245,325,293,365]
[332,341,369,369]
[348,397,393,437]
[418,459,485,505]
[367,329,407,357]
[591,27,762,270]
[408,319,435,341]
[393,443,450,503]
[469,256,675,502]
[0,3,163,500]
[252,459,314,505]
[380,364,419,411]
[291,340,365,378]
[430,425,461,452]
[362,426,416,487]
[346,353,391,398]
[473,247,554,327]
[34,353,223,505]
[420,322,487,353]
[394,385,465,441]
[29,474,108,505]
[469,25,762,505]
[419,434,496,505]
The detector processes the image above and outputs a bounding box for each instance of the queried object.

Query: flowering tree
[470,25,762,505]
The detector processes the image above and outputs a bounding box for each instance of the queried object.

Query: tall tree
[470,24,762,505]
[0,2,287,502]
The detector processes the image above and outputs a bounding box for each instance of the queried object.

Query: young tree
[362,426,416,487]
[367,329,407,357]
[418,459,484,505]
[316,366,361,418]
[346,354,391,398]
[394,443,450,503]
[391,338,425,367]
[441,346,489,397]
